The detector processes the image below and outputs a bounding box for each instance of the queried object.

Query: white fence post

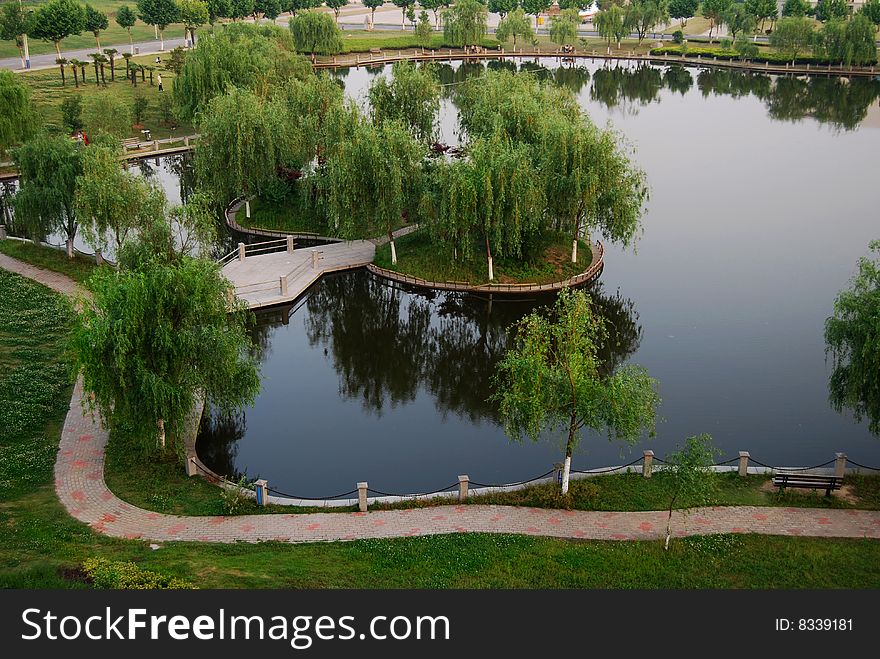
[358,482,369,512]
[458,475,469,502]
[237,242,246,261]
[738,451,750,477]
[835,453,847,478]
[185,456,198,477]
[286,235,294,252]
[643,450,654,478]
[254,479,268,507]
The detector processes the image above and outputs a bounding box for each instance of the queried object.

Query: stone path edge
[4,254,880,545]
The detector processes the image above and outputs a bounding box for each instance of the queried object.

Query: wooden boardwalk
[221,240,376,309]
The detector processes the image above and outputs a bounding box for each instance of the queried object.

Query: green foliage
[734,34,759,58]
[782,0,810,18]
[860,0,880,27]
[325,0,350,21]
[72,222,261,456]
[173,24,309,121]
[840,14,878,65]
[701,0,732,40]
[671,29,683,43]
[13,133,82,247]
[206,0,231,23]
[415,10,433,45]
[82,558,195,589]
[220,476,256,514]
[27,0,86,54]
[661,434,719,549]
[549,8,580,46]
[492,288,660,493]
[521,0,552,19]
[723,3,756,41]
[825,240,880,437]
[1,2,32,61]
[228,0,255,20]
[254,0,284,19]
[495,7,534,47]
[368,60,439,142]
[744,0,778,30]
[595,5,627,46]
[82,92,133,138]
[60,95,84,132]
[137,0,180,30]
[288,10,343,54]
[624,0,669,42]
[83,4,109,44]
[0,70,35,154]
[443,0,488,47]
[668,0,698,25]
[116,5,137,30]
[288,0,321,15]
[177,0,210,30]
[770,16,815,61]
[489,0,519,16]
[815,0,849,23]
[132,93,149,124]
[194,86,290,204]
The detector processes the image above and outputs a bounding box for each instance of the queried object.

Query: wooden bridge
[220,237,376,309]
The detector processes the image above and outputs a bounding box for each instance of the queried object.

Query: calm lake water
[16,58,878,496]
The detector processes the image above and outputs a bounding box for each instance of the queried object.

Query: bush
[221,475,255,515]
[60,96,83,133]
[672,30,684,44]
[82,558,195,589]
[720,38,733,50]
[132,95,149,125]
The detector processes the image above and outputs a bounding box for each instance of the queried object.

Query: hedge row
[650,46,878,67]
[82,558,195,589]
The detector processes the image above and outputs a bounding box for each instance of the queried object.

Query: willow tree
[492,287,660,494]
[825,241,880,437]
[75,139,155,259]
[595,5,627,49]
[538,116,648,262]
[495,8,534,49]
[288,10,343,55]
[71,217,260,455]
[429,136,545,280]
[324,118,424,263]
[549,8,580,46]
[194,87,290,214]
[0,70,35,155]
[13,133,82,257]
[368,61,439,143]
[442,0,487,47]
[273,72,346,166]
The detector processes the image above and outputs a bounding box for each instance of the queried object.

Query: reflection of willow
[591,64,663,110]
[696,69,880,131]
[302,271,642,424]
[168,153,196,204]
[198,409,248,479]
[663,65,693,95]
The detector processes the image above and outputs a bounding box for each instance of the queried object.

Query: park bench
[772,472,843,496]
[121,137,140,151]
[369,48,381,55]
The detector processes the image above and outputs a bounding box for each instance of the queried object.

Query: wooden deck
[221,241,376,309]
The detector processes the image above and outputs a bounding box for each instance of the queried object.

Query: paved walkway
[3,257,880,544]
[0,252,83,297]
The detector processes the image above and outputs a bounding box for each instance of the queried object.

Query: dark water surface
[191,59,880,495]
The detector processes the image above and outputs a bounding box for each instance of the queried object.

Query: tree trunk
[96,34,101,50]
[389,232,398,265]
[66,238,74,259]
[94,64,99,84]
[571,219,580,263]
[59,64,65,85]
[160,29,165,51]
[485,237,494,281]
[95,248,105,265]
[157,417,166,449]
[54,41,61,57]
[245,199,251,218]
[100,64,106,85]
[72,65,78,87]
[18,45,24,69]
[110,58,114,81]
[560,421,578,495]
[129,33,134,55]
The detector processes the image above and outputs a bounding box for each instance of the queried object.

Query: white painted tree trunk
[157,418,166,449]
[487,255,494,281]
[390,239,397,265]
[23,33,29,69]
[159,30,164,51]
[66,238,74,259]
[245,200,251,218]
[561,455,572,495]
[571,239,578,263]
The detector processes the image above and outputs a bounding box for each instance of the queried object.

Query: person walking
[157,73,163,92]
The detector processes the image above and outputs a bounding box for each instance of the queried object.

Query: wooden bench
[121,137,140,151]
[369,48,381,55]
[772,473,843,496]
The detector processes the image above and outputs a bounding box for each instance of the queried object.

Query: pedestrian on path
[157,73,163,92]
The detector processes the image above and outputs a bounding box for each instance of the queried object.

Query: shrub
[82,558,195,589]
[221,475,255,515]
[60,96,83,133]
[672,30,684,44]
[132,95,148,125]
[720,38,733,49]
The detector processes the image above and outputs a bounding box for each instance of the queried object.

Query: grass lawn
[0,240,101,283]
[374,230,594,286]
[3,268,880,590]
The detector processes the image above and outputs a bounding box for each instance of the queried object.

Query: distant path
[4,251,880,545]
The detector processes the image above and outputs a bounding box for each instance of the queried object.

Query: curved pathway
[4,255,880,544]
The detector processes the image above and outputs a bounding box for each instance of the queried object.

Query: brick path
[6,257,880,544]
[0,252,83,297]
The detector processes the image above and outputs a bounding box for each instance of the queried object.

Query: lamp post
[20,0,30,69]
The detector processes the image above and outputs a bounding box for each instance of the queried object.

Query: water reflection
[591,64,663,110]
[197,270,643,490]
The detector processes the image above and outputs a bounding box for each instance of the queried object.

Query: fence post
[185,456,198,477]
[280,276,288,297]
[286,235,294,252]
[738,451,750,477]
[553,462,564,485]
[357,482,369,512]
[0,225,6,240]
[254,479,268,507]
[237,242,246,261]
[458,475,469,502]
[835,453,847,478]
[643,450,654,478]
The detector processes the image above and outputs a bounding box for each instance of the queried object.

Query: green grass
[373,230,594,286]
[19,53,194,140]
[0,240,99,283]
[3,267,880,590]
[338,31,501,54]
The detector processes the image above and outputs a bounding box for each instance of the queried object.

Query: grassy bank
[0,240,99,283]
[373,230,594,286]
